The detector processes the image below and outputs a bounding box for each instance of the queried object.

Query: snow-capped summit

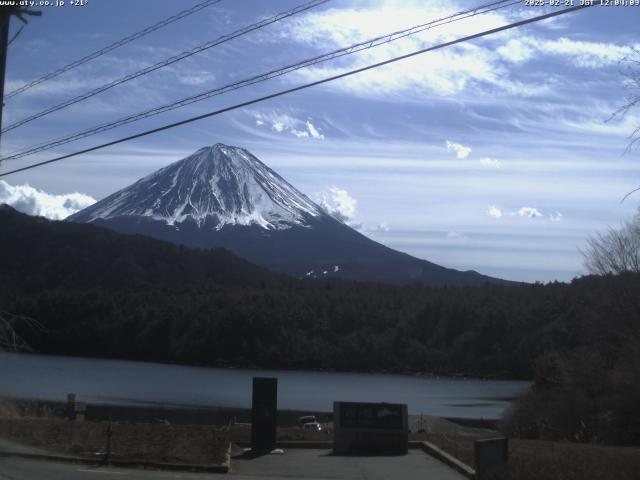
[69,143,324,230]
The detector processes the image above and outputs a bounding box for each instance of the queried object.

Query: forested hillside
[4,273,639,380]
[0,205,286,289]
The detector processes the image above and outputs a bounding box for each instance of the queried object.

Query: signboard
[475,437,508,479]
[333,401,408,455]
[339,402,405,430]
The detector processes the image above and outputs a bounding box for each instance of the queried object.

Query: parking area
[230,448,468,480]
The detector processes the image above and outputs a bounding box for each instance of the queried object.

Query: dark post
[0,8,10,138]
[251,377,277,451]
[66,392,77,421]
[74,402,87,422]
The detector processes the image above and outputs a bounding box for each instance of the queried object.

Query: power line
[7,25,24,46]
[0,4,595,179]
[1,0,330,134]
[3,0,223,100]
[0,0,518,162]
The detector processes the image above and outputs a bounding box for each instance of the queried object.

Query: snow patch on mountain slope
[69,144,325,230]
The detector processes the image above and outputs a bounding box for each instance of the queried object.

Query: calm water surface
[0,353,528,419]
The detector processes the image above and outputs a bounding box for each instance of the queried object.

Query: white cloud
[479,157,502,168]
[497,35,637,69]
[274,3,548,99]
[291,129,309,138]
[549,211,564,222]
[262,4,466,95]
[0,181,96,220]
[316,186,357,223]
[486,206,559,220]
[541,37,636,68]
[358,222,390,236]
[274,2,637,101]
[252,112,296,133]
[497,38,536,64]
[486,206,503,218]
[446,140,471,159]
[178,73,215,86]
[292,46,508,98]
[446,231,467,240]
[306,120,325,139]
[286,2,512,52]
[518,207,544,218]
[253,111,325,140]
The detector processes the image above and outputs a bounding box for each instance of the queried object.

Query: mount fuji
[68,143,506,286]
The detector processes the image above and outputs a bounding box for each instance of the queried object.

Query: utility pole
[0,5,41,149]
[0,8,12,142]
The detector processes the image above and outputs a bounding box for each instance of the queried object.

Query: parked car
[298,415,322,432]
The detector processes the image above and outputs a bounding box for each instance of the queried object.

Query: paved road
[0,457,215,480]
[0,449,467,479]
[230,448,467,480]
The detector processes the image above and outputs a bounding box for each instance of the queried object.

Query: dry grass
[410,425,640,480]
[0,399,20,418]
[0,418,229,465]
[2,407,639,477]
[0,398,57,419]
[504,439,640,480]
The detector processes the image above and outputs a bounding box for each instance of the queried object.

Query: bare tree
[609,47,640,152]
[583,208,640,275]
[0,310,42,352]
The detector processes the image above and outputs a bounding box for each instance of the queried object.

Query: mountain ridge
[0,204,286,290]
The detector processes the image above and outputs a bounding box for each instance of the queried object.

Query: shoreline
[0,350,532,382]
[1,397,501,430]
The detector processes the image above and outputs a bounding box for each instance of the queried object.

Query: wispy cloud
[252,111,325,140]
[541,37,638,68]
[549,211,564,222]
[178,72,216,86]
[479,157,502,168]
[497,36,638,68]
[446,231,468,240]
[272,2,636,102]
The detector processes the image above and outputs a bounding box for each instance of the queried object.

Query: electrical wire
[1,0,330,134]
[0,0,518,162]
[3,0,223,100]
[0,4,595,178]
[7,25,24,46]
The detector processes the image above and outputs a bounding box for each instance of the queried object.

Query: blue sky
[0,0,639,282]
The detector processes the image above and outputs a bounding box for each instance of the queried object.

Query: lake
[0,352,528,419]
